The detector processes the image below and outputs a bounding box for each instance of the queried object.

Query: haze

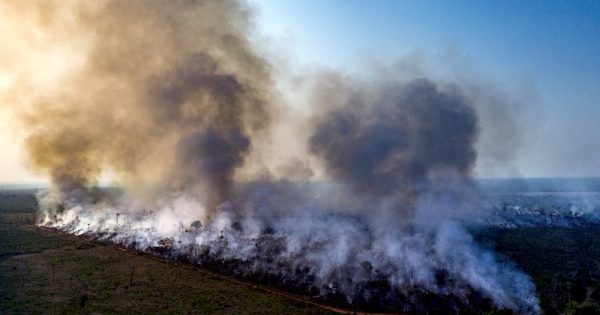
[1,0,599,183]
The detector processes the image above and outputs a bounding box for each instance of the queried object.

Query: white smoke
[38,185,540,314]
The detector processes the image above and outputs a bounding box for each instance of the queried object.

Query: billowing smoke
[309,76,478,197]
[1,0,539,313]
[3,0,272,212]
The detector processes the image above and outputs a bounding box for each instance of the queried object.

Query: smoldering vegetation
[482,179,600,228]
[5,188,600,314]
[37,182,540,314]
[0,0,546,313]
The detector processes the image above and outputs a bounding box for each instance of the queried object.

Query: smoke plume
[1,0,539,313]
[3,0,272,212]
[309,76,478,197]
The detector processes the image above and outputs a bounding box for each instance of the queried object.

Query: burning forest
[1,0,542,314]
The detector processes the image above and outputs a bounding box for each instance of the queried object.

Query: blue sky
[253,0,600,177]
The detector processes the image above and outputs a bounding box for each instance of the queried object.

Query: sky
[0,0,599,183]
[251,0,600,178]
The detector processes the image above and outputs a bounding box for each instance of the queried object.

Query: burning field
[0,0,553,314]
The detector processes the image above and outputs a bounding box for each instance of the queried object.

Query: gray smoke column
[310,77,478,199]
[174,128,250,212]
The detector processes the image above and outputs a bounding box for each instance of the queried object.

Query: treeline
[0,190,39,213]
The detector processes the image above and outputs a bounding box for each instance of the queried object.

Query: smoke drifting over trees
[1,0,539,313]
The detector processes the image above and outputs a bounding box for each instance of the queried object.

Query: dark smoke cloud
[309,76,479,198]
[174,128,250,211]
